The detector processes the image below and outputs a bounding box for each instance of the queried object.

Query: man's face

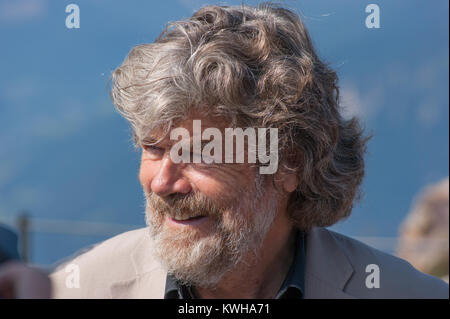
[139,116,281,287]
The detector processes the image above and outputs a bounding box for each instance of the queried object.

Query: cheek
[139,160,158,190]
[187,171,224,196]
[186,165,255,202]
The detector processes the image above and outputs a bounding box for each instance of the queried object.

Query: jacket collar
[110,226,355,299]
[304,227,355,298]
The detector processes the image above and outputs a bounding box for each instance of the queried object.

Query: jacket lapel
[110,229,167,299]
[304,227,355,299]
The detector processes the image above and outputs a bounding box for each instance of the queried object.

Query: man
[2,3,448,299]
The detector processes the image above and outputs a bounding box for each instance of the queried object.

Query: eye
[142,144,165,159]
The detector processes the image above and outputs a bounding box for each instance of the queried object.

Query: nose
[150,155,192,197]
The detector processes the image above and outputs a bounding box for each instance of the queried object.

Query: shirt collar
[274,230,305,298]
[165,274,196,299]
[164,230,306,299]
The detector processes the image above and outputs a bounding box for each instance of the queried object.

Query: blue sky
[0,0,448,265]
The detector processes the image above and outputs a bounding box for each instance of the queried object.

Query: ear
[282,171,298,193]
[274,164,298,194]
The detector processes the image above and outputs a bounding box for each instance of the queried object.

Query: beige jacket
[50,227,449,299]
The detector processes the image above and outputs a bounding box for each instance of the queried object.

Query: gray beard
[144,176,278,288]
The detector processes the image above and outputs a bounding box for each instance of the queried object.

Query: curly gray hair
[110,3,372,231]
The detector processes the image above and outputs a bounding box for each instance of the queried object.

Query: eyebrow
[142,136,216,150]
[141,137,158,145]
[141,136,169,147]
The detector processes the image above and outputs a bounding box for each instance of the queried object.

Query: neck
[194,214,296,299]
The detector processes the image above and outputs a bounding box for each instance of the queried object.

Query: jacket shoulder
[328,229,449,298]
[50,227,152,298]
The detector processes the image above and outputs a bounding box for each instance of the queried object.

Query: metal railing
[1,212,141,263]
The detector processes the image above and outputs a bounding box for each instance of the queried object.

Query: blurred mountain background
[0,0,448,267]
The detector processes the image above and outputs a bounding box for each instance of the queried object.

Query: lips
[168,215,208,226]
[171,214,206,221]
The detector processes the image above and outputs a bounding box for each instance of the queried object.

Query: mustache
[146,192,225,219]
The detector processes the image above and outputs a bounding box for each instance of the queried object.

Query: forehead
[144,115,232,145]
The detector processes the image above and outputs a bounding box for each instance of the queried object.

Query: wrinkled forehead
[141,114,234,146]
